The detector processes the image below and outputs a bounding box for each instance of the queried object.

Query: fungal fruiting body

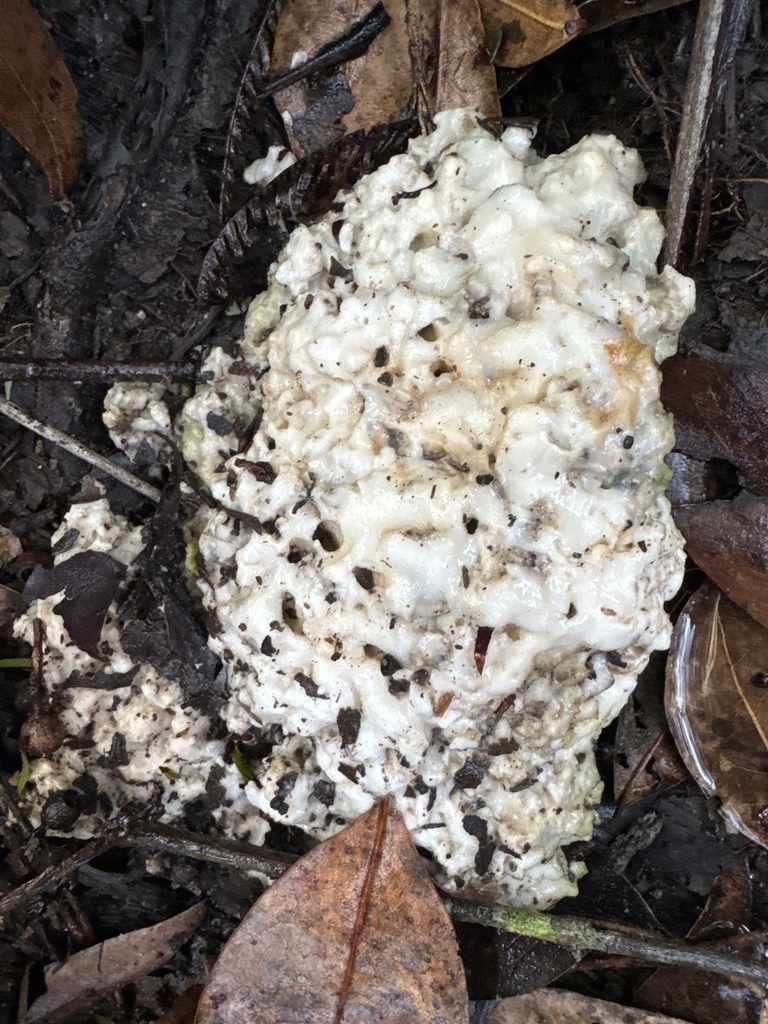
[180,110,694,905]
[16,111,693,906]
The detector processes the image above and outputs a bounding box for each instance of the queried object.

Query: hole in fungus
[431,359,453,377]
[410,231,437,252]
[282,593,304,635]
[313,521,343,552]
[364,643,385,660]
[464,516,479,535]
[418,323,439,342]
[566,603,577,619]
[353,567,376,591]
[374,346,389,367]
[287,542,312,564]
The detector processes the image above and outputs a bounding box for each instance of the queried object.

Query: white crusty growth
[182,110,694,905]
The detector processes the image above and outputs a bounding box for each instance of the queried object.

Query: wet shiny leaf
[220,0,288,222]
[195,800,469,1024]
[666,582,768,849]
[479,0,584,69]
[0,0,83,198]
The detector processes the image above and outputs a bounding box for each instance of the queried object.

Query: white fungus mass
[19,110,694,907]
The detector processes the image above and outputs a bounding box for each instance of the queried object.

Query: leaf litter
[195,799,469,1024]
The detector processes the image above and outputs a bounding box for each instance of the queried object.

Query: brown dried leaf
[437,0,501,117]
[490,988,690,1023]
[24,903,204,1023]
[195,800,469,1024]
[661,345,768,494]
[674,493,768,632]
[666,582,768,849]
[480,0,584,69]
[0,0,83,198]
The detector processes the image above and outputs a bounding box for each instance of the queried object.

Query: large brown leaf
[0,0,83,198]
[674,493,768,631]
[195,800,469,1024]
[480,0,584,68]
[666,582,768,849]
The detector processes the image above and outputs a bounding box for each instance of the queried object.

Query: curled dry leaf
[24,903,204,1024]
[436,0,501,118]
[480,0,584,69]
[674,492,768,632]
[195,800,469,1024]
[0,0,83,198]
[666,581,768,849]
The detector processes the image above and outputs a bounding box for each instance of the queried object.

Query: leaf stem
[444,895,768,990]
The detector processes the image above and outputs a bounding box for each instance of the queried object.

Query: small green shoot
[15,750,30,794]
[231,744,256,782]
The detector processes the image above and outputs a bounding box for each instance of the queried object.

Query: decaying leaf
[23,551,124,658]
[661,345,768,494]
[666,582,768,849]
[24,903,204,1023]
[195,800,469,1024]
[436,0,501,117]
[199,118,418,306]
[635,858,766,1024]
[480,0,584,69]
[674,493,768,632]
[0,0,83,198]
[270,0,407,157]
[489,988,690,1023]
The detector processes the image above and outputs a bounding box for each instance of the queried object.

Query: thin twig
[0,836,119,929]
[0,358,197,385]
[0,398,162,503]
[258,3,390,98]
[445,896,768,992]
